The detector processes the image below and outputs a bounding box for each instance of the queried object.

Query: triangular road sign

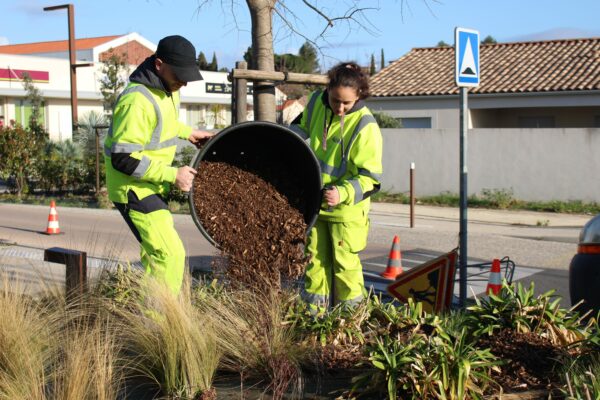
[387,249,458,313]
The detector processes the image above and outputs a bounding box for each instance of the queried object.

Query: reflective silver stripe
[106,84,165,155]
[318,114,376,181]
[134,85,164,148]
[107,85,146,139]
[344,114,376,161]
[305,91,320,131]
[348,179,363,204]
[319,159,346,178]
[289,124,309,140]
[301,289,328,306]
[111,143,144,153]
[358,168,383,181]
[144,136,179,151]
[339,294,364,307]
[131,156,151,178]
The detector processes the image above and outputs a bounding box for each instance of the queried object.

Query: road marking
[0,246,142,269]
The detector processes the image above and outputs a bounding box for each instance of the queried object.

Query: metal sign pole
[455,26,479,307]
[459,86,468,307]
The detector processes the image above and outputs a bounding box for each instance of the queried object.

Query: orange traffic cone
[44,200,61,235]
[381,235,403,279]
[486,259,502,295]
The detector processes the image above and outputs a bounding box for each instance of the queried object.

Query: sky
[0,0,599,71]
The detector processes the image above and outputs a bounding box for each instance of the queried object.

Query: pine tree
[197,51,209,70]
[380,48,385,70]
[209,52,218,71]
[369,54,376,76]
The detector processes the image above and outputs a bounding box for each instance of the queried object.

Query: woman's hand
[323,186,341,207]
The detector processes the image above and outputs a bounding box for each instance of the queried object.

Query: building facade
[367,38,600,202]
[0,33,256,141]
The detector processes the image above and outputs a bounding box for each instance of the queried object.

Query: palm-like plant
[466,282,587,345]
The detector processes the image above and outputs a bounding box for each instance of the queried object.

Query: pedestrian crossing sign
[455,27,480,87]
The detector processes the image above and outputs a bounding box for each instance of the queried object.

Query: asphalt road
[0,202,593,305]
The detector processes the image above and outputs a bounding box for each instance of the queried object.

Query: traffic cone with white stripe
[44,200,61,235]
[486,259,502,295]
[381,235,403,279]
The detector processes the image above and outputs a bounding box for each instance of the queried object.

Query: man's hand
[324,186,341,207]
[188,129,215,148]
[175,166,197,192]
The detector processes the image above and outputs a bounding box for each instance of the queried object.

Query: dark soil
[192,161,308,292]
[478,328,568,394]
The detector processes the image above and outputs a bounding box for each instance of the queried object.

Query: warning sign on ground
[387,249,458,313]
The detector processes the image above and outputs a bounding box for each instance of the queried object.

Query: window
[517,116,555,128]
[15,100,46,128]
[594,115,600,128]
[186,105,207,128]
[399,117,432,128]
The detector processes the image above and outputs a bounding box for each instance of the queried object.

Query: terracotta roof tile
[0,35,123,55]
[370,37,600,97]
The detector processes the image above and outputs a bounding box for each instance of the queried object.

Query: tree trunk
[247,0,276,122]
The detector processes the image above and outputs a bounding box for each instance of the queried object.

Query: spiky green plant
[285,297,368,347]
[117,278,220,399]
[466,281,587,345]
[356,299,499,400]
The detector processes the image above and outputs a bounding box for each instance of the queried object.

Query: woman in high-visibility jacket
[290,62,383,308]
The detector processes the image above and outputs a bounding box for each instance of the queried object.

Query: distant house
[368,38,600,129]
[0,33,155,65]
[0,33,260,141]
[365,38,600,202]
[279,98,306,125]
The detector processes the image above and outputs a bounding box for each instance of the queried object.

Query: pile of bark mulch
[478,328,569,394]
[192,161,308,292]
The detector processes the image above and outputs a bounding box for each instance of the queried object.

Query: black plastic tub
[188,121,322,248]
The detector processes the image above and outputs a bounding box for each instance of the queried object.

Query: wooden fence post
[44,247,87,300]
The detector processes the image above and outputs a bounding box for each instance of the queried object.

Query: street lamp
[43,4,93,135]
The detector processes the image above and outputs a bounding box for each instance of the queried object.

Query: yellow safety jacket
[291,90,383,222]
[104,58,192,203]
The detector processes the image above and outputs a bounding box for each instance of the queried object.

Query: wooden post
[235,61,248,123]
[410,162,415,228]
[44,247,87,299]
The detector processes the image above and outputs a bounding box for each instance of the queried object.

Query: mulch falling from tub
[192,161,308,292]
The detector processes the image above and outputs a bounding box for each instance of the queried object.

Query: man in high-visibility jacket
[104,35,213,294]
[290,62,383,308]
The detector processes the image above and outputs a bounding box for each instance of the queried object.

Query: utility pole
[44,4,93,136]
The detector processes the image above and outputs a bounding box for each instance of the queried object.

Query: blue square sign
[455,27,480,87]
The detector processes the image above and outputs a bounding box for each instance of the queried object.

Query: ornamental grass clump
[0,274,54,399]
[199,289,306,400]
[115,278,220,399]
[49,307,124,400]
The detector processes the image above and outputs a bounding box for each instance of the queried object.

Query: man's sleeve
[177,120,192,140]
[110,99,178,184]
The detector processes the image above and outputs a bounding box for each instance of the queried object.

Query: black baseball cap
[156,35,203,82]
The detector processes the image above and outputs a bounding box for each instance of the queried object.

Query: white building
[0,33,260,141]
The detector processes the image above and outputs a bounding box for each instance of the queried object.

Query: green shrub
[372,111,401,128]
